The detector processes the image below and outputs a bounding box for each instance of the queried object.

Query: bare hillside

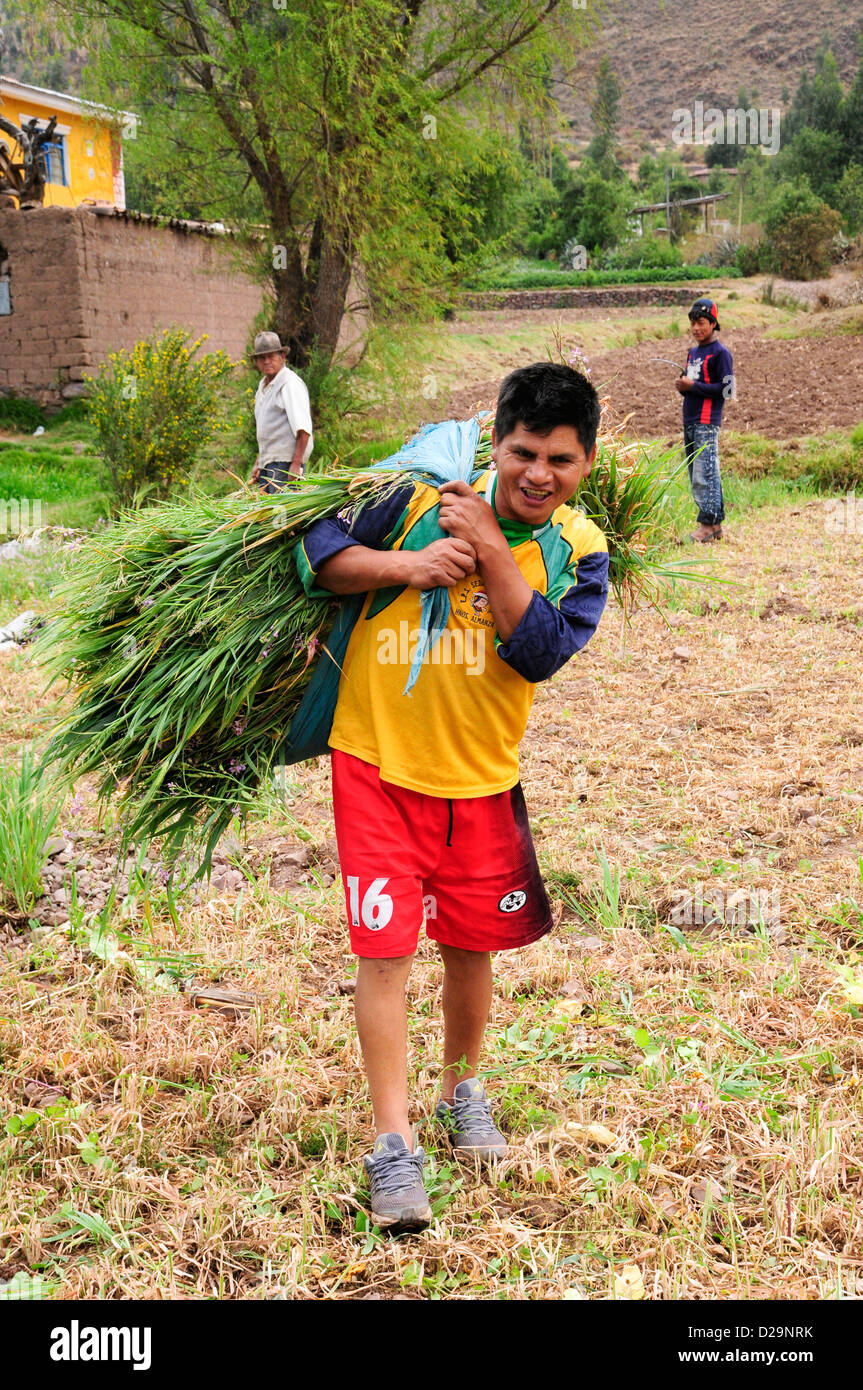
[554,0,862,146]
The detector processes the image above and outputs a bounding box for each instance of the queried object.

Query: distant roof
[630,192,731,215]
[685,164,740,178]
[0,76,136,125]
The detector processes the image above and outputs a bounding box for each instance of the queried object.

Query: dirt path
[445,322,863,440]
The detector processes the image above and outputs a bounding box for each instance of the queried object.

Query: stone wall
[0,206,367,407]
[458,285,716,312]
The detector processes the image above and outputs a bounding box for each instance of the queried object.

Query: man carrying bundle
[296,363,609,1231]
[249,332,314,491]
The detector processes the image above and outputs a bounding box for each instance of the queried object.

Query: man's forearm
[291,431,310,470]
[315,545,412,594]
[476,538,533,643]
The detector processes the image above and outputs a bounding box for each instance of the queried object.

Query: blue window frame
[40,135,68,186]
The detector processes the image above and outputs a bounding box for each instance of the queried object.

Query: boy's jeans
[683,423,725,526]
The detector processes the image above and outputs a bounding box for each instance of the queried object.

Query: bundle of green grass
[38,416,701,874]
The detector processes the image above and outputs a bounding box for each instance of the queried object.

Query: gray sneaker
[363,1133,432,1231]
[435,1078,508,1162]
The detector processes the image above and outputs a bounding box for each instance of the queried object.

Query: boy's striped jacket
[683,339,734,426]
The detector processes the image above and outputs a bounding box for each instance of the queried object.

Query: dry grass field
[2,488,862,1300]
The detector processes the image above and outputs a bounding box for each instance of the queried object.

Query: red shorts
[331,750,554,958]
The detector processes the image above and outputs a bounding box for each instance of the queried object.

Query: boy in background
[675,297,734,543]
[296,363,609,1231]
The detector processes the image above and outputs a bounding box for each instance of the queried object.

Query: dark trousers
[258,460,295,493]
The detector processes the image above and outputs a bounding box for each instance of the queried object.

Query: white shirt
[254,365,314,466]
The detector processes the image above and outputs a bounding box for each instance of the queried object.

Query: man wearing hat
[250,332,314,492]
[675,298,734,543]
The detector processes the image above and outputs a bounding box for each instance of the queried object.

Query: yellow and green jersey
[296,469,608,798]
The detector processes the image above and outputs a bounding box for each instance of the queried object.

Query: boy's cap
[689,298,721,331]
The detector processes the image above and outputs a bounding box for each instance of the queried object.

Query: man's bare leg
[354,953,415,1146]
[437,943,493,1101]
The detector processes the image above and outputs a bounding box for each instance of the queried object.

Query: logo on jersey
[498,889,527,913]
[452,577,495,631]
[471,589,490,616]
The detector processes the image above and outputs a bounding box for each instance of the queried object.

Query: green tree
[587,55,621,169]
[778,127,847,203]
[834,162,863,235]
[415,127,541,269]
[569,168,631,253]
[121,136,210,222]
[511,143,583,259]
[839,35,863,167]
[636,154,657,192]
[811,44,844,132]
[764,178,842,279]
[788,69,815,140]
[705,140,738,169]
[788,37,844,138]
[770,36,863,227]
[51,0,589,371]
[707,165,727,195]
[736,145,774,225]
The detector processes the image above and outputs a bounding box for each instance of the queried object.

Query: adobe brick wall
[76,210,264,371]
[0,206,367,407]
[0,209,87,402]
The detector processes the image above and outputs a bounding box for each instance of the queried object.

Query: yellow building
[0,77,134,209]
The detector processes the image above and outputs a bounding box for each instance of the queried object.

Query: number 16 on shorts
[346,876,394,932]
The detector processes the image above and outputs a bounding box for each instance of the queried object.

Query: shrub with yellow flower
[86,328,234,510]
